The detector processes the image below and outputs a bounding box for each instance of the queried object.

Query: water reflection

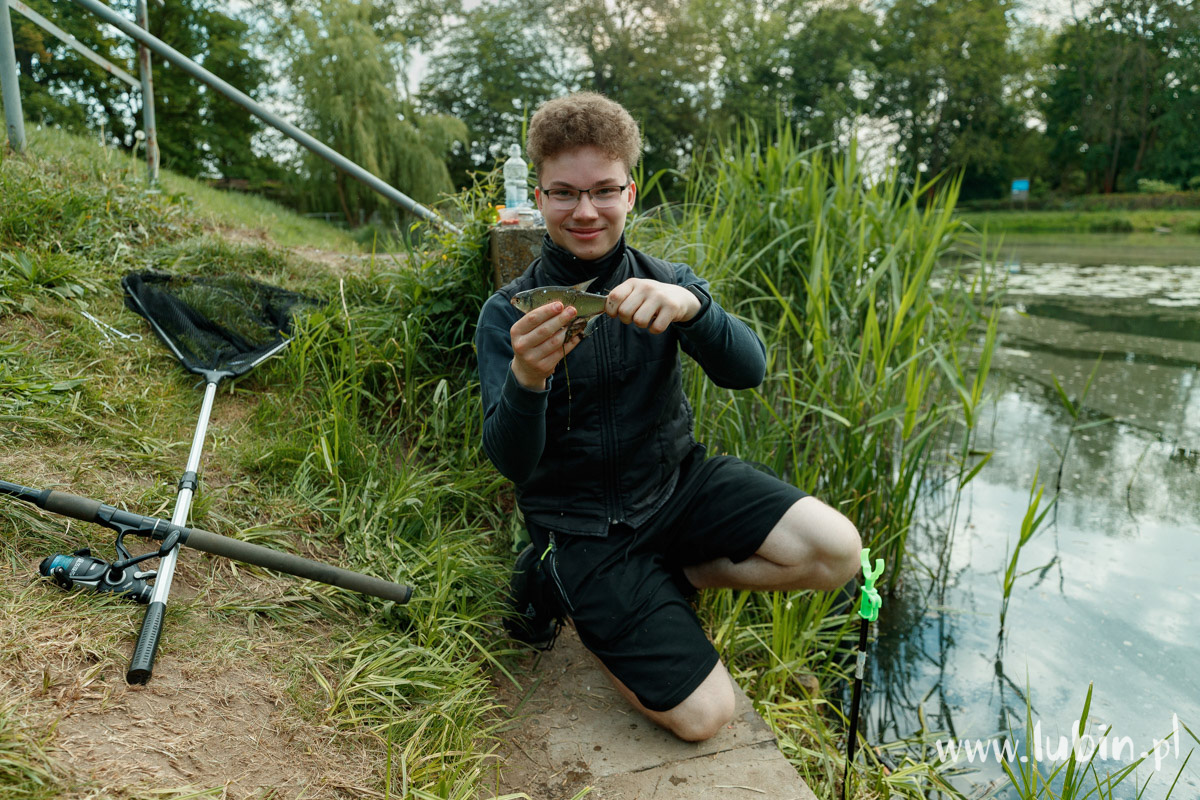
[872,240,1200,798]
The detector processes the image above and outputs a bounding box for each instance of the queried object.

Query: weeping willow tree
[281,0,466,226]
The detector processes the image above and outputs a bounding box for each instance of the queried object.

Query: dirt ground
[0,548,385,799]
[480,644,594,800]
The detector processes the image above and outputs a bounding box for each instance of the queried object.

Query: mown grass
[1,128,511,798]
[3,126,364,252]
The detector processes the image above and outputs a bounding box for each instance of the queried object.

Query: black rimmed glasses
[538,184,630,208]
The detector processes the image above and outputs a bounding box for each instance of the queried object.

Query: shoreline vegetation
[17,123,1158,799]
[960,206,1200,236]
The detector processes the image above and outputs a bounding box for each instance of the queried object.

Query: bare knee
[767,498,862,591]
[817,511,862,591]
[663,678,735,742]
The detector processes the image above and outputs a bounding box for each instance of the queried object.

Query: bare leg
[684,496,861,592]
[594,656,736,742]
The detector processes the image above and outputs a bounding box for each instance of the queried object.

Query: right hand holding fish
[510,301,583,391]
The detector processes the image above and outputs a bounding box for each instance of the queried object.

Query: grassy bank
[959,206,1200,235]
[2,128,508,798]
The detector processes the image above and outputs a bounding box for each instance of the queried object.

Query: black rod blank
[1,480,412,604]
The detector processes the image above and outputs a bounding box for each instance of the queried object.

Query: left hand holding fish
[606,279,702,334]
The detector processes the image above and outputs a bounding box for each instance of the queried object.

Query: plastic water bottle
[504,143,529,208]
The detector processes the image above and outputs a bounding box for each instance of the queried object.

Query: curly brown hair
[526,92,642,179]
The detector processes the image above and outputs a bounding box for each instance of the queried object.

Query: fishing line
[562,337,573,431]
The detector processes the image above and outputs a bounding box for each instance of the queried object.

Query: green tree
[144,2,273,180]
[699,0,876,146]
[420,0,571,185]
[1042,0,1200,193]
[871,0,1033,198]
[544,0,719,178]
[280,0,466,225]
[9,1,134,138]
[8,1,272,180]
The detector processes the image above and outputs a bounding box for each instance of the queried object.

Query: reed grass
[631,123,1001,797]
[1000,469,1054,634]
[1004,683,1198,799]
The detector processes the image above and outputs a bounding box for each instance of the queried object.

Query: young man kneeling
[475,92,861,742]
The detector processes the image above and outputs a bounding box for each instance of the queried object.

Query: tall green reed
[632,123,1000,797]
[633,123,999,582]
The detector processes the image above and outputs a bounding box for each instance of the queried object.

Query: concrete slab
[591,742,819,800]
[487,627,817,800]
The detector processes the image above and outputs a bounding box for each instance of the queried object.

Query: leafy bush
[1137,178,1181,194]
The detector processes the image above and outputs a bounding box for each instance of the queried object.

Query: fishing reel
[40,549,154,603]
[37,528,176,604]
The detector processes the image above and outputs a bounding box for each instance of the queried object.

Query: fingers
[607,279,684,334]
[509,302,578,390]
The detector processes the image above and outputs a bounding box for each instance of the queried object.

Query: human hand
[510,301,582,391]
[605,278,701,334]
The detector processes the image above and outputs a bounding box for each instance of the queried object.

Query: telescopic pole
[126,378,218,683]
[843,549,884,800]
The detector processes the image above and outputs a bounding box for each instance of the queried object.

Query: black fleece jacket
[474,236,766,536]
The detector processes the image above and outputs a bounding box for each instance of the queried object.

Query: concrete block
[490,224,545,289]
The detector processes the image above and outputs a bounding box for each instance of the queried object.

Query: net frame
[121,271,319,381]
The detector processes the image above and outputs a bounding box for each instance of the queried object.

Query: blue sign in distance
[1012,178,1031,193]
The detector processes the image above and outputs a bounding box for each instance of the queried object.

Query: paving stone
[510,628,818,799]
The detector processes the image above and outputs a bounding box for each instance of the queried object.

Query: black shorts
[526,447,808,712]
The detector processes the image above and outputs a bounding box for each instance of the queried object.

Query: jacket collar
[539,234,628,291]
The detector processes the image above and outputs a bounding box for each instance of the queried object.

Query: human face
[535,145,636,262]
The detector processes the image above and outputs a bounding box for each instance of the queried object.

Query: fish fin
[580,315,603,338]
[571,278,600,293]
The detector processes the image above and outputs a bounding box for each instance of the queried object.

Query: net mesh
[122,271,319,379]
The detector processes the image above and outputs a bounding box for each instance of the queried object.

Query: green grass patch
[960,207,1200,235]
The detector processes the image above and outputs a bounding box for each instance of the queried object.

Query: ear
[626,180,637,210]
[534,185,545,212]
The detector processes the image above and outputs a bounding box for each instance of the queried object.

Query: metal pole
[135,0,158,186]
[10,0,138,87]
[0,0,27,152]
[69,0,461,235]
[126,379,218,684]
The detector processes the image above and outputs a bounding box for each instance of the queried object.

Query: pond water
[870,234,1200,798]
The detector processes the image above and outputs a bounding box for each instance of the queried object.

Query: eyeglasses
[538,184,629,208]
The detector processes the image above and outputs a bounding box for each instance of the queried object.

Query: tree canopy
[10,0,1200,211]
[9,0,272,181]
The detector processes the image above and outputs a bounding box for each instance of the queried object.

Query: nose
[571,192,600,219]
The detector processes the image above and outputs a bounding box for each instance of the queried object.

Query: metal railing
[0,0,460,234]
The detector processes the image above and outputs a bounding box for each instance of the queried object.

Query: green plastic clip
[858,548,885,622]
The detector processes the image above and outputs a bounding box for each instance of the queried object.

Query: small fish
[511,279,609,339]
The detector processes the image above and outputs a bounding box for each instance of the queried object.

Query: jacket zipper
[596,324,624,526]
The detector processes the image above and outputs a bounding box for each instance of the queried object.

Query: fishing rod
[2,478,412,611]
